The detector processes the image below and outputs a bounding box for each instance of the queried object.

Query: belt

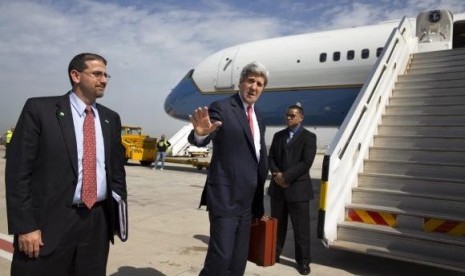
[72,201,104,208]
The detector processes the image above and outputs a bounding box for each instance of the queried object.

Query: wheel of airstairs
[333,47,465,272]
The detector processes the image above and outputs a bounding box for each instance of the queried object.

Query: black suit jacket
[5,92,127,255]
[188,94,268,218]
[267,127,317,202]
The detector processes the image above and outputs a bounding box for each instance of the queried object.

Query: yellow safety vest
[6,130,13,144]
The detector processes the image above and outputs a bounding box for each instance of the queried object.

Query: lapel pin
[104,119,109,124]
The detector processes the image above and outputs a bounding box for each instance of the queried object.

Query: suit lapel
[96,104,111,165]
[231,94,255,145]
[286,128,301,147]
[56,93,78,177]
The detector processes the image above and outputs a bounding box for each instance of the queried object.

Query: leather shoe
[297,263,311,275]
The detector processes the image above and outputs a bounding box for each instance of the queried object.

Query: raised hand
[189,106,222,136]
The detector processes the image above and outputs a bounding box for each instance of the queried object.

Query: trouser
[153,151,166,168]
[271,199,311,265]
[11,203,110,276]
[200,209,252,276]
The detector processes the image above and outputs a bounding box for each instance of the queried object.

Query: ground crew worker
[153,134,171,170]
[4,128,13,158]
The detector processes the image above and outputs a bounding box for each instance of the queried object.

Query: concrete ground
[0,146,462,276]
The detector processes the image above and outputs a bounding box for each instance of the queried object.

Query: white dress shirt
[69,92,107,204]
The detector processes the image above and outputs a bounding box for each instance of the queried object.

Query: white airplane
[164,9,465,145]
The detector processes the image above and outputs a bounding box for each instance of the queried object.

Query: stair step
[339,221,465,247]
[378,125,465,137]
[395,79,465,89]
[408,59,465,70]
[413,47,465,59]
[364,160,465,181]
[410,54,465,65]
[389,95,465,105]
[382,115,465,126]
[392,87,465,97]
[335,222,465,272]
[368,147,465,164]
[347,203,465,224]
[385,105,465,115]
[407,64,465,75]
[373,136,465,150]
[351,187,465,218]
[398,71,465,82]
[358,173,465,198]
[331,239,465,273]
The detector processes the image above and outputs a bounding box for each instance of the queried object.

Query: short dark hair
[288,104,304,116]
[68,53,107,86]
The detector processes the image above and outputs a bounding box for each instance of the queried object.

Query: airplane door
[416,10,453,52]
[215,48,239,90]
[453,20,465,48]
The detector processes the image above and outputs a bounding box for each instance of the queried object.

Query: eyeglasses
[286,114,297,119]
[81,71,111,80]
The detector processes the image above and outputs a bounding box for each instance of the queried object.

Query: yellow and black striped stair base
[346,209,465,236]
[424,218,465,236]
[347,209,397,227]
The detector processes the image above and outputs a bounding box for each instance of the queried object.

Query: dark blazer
[188,94,268,218]
[5,92,127,255]
[267,127,317,202]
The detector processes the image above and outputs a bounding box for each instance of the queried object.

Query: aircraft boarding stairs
[327,47,465,271]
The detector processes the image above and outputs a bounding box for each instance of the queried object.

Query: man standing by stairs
[268,104,317,275]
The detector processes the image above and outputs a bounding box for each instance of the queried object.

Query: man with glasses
[6,53,127,276]
[268,104,317,275]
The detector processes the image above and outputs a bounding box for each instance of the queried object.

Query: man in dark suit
[188,62,269,275]
[5,53,127,276]
[268,104,317,275]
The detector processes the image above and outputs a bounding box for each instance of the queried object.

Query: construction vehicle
[121,126,157,166]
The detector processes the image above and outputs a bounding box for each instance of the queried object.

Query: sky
[1,0,465,140]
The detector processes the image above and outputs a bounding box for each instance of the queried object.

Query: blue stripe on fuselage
[164,74,360,126]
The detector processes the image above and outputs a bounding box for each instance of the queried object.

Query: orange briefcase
[248,216,278,267]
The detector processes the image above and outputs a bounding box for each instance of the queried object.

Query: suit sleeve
[5,99,40,234]
[110,113,127,200]
[267,132,280,174]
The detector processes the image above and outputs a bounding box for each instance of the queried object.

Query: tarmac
[0,146,462,276]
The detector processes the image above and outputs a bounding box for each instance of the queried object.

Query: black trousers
[270,199,311,265]
[11,204,110,276]
[200,209,252,276]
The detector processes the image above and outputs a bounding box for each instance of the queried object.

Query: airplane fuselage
[165,21,400,126]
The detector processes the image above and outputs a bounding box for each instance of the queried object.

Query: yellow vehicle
[121,126,157,166]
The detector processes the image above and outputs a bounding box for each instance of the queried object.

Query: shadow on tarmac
[193,234,209,245]
[109,266,166,276]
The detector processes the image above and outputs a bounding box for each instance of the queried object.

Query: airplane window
[361,49,369,59]
[376,47,383,57]
[347,50,355,60]
[320,53,327,62]
[333,52,340,61]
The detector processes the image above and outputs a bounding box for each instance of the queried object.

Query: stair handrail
[317,16,417,246]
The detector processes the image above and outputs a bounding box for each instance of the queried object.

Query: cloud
[1,0,465,138]
[0,0,293,136]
